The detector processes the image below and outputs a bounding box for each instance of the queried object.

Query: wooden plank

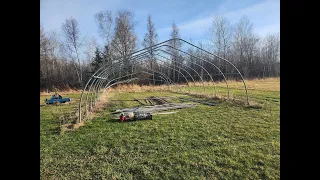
[133,97,146,105]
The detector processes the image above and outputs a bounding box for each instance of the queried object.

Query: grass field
[40,78,280,179]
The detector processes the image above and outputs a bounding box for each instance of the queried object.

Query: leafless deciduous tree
[260,33,280,77]
[40,10,280,92]
[40,25,50,91]
[112,10,137,58]
[84,36,98,64]
[167,22,182,81]
[208,14,233,71]
[197,41,204,80]
[111,10,137,76]
[61,17,83,87]
[95,10,114,75]
[47,31,59,57]
[142,15,158,84]
[40,25,46,56]
[233,15,259,78]
[95,11,113,46]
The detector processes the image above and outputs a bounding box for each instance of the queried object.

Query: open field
[40,78,280,179]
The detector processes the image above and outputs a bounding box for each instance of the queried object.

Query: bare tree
[167,22,182,82]
[84,36,98,64]
[198,41,204,80]
[233,15,258,78]
[41,27,64,91]
[40,11,280,92]
[46,31,60,87]
[40,25,50,91]
[111,10,137,76]
[186,38,197,81]
[95,11,113,47]
[208,14,233,72]
[94,11,115,77]
[142,15,158,84]
[47,31,59,56]
[260,33,280,77]
[40,25,46,56]
[61,17,83,87]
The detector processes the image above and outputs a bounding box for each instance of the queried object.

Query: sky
[40,0,279,48]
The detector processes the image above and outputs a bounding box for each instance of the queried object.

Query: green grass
[40,81,280,179]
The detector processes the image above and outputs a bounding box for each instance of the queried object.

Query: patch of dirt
[61,121,85,132]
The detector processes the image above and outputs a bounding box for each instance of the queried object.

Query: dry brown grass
[40,89,82,96]
[107,84,174,93]
[104,78,279,107]
[188,77,280,92]
[216,77,279,91]
[104,83,259,106]
[60,121,85,134]
[41,77,279,96]
[59,77,278,131]
[79,88,118,123]
[57,88,117,132]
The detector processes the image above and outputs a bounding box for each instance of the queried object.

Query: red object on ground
[120,115,125,122]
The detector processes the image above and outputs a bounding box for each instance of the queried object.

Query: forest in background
[40,10,280,92]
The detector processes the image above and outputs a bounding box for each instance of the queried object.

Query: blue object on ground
[45,95,71,104]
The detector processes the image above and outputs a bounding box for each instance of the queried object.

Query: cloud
[158,0,279,40]
[254,23,280,37]
[40,0,121,32]
[225,0,279,22]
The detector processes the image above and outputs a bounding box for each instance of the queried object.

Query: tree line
[40,10,279,91]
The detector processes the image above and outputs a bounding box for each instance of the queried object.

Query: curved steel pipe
[88,61,184,112]
[79,38,249,122]
[174,38,248,104]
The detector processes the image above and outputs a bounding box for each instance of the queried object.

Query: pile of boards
[114,103,197,115]
[110,95,218,122]
[110,96,197,121]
